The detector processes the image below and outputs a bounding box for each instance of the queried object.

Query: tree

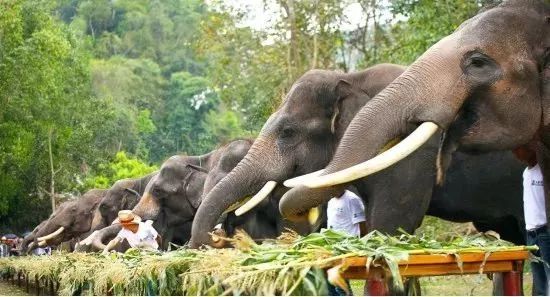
[0,0,108,231]
[84,151,158,189]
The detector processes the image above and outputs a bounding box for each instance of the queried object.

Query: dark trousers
[527,225,550,296]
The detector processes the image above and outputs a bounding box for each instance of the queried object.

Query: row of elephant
[23,0,548,253]
[22,63,525,253]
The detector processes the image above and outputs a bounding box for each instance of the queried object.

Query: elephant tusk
[283,170,324,188]
[38,240,47,247]
[235,181,277,216]
[37,226,64,242]
[307,207,320,226]
[308,206,325,232]
[27,242,35,251]
[296,122,439,188]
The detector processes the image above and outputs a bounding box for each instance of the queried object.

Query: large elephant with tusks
[190,61,526,249]
[279,1,548,238]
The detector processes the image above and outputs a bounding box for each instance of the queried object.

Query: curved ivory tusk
[235,181,277,216]
[307,207,320,226]
[37,226,64,242]
[28,242,35,251]
[38,240,47,247]
[283,170,324,188]
[298,122,439,188]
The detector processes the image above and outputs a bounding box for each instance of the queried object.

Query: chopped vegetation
[0,229,536,296]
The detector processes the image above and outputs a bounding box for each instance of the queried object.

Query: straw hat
[112,210,141,225]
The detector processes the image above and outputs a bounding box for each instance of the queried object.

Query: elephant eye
[281,127,295,138]
[462,51,500,84]
[466,53,490,68]
[152,187,163,197]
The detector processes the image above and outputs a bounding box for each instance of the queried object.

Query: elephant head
[32,189,106,248]
[190,64,406,247]
[97,172,157,229]
[20,220,47,253]
[282,1,549,220]
[132,155,210,230]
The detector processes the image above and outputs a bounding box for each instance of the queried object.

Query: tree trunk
[48,127,56,213]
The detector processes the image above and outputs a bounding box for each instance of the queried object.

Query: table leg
[502,271,521,296]
[367,270,388,296]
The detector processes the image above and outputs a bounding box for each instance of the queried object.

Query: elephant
[84,139,255,251]
[279,1,548,237]
[427,150,525,245]
[95,172,158,230]
[26,189,106,251]
[190,63,409,247]
[74,173,157,251]
[189,61,528,249]
[20,220,47,253]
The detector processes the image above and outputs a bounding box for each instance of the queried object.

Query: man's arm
[359,221,368,237]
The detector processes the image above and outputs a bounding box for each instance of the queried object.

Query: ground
[349,273,533,295]
[0,281,28,296]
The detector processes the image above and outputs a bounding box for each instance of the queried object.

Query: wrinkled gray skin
[190,64,407,247]
[280,1,548,236]
[96,172,158,230]
[28,189,106,250]
[429,151,525,245]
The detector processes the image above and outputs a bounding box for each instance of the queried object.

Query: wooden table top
[338,250,530,278]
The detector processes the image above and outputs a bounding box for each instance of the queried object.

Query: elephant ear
[123,188,141,208]
[184,165,208,209]
[331,79,370,136]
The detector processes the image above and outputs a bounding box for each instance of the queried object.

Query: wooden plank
[341,251,529,267]
[341,261,514,279]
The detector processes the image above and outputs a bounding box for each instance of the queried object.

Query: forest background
[0,0,497,233]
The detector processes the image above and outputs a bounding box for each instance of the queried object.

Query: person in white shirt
[103,210,161,254]
[514,145,550,296]
[326,189,367,296]
[327,189,367,237]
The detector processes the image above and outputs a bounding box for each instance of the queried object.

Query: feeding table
[334,250,529,296]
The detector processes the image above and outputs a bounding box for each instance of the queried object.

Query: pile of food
[0,229,535,296]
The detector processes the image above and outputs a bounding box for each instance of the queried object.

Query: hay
[0,229,537,296]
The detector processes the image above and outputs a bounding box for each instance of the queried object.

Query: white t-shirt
[327,190,366,237]
[117,221,159,249]
[523,164,547,230]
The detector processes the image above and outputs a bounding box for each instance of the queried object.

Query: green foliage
[363,0,486,66]
[84,151,158,189]
[0,0,99,231]
[1,0,500,232]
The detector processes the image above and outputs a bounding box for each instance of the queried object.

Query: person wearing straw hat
[102,210,161,254]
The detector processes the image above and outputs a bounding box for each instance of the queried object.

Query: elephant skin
[280,1,548,239]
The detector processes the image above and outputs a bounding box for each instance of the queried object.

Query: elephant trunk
[20,236,35,254]
[133,192,161,221]
[281,39,468,218]
[190,137,280,248]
